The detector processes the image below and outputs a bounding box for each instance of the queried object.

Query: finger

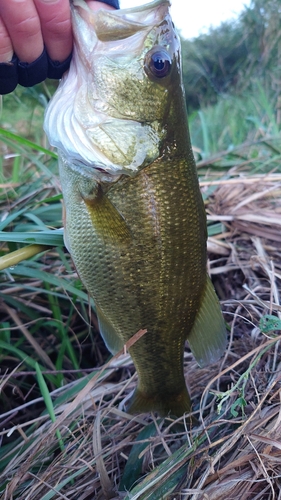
[33,0,72,62]
[0,15,18,94]
[0,0,44,63]
[0,16,13,63]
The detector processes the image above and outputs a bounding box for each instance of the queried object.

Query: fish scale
[44,0,226,417]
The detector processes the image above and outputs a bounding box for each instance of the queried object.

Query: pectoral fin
[83,185,131,244]
[187,275,227,367]
[96,305,124,354]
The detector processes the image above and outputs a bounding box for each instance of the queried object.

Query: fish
[44,0,226,417]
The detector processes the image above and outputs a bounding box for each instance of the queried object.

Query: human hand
[0,0,119,94]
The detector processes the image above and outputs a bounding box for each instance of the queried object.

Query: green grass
[189,78,281,167]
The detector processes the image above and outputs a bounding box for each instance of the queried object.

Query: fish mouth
[44,0,174,177]
[71,0,171,44]
[72,0,171,18]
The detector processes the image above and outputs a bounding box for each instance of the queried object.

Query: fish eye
[145,48,172,79]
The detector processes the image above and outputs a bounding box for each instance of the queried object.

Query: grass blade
[0,127,57,158]
[0,244,51,271]
[0,229,64,246]
[35,362,65,452]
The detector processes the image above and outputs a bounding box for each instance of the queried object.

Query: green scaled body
[44,0,226,417]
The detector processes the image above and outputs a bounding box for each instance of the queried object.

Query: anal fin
[96,305,124,355]
[187,275,227,367]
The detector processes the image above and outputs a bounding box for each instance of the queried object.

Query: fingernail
[0,52,13,63]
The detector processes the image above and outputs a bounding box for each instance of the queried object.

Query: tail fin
[127,386,192,418]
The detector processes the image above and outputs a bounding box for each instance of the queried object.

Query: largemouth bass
[44,0,226,417]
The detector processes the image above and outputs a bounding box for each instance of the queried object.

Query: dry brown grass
[1,170,281,499]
